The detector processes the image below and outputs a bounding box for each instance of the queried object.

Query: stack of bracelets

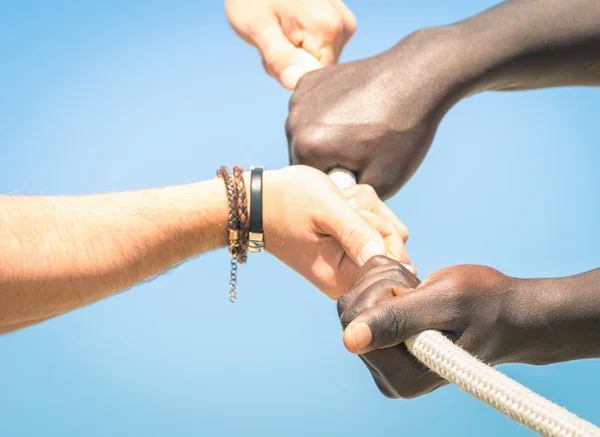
[217,165,264,302]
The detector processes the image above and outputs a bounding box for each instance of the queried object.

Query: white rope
[328,168,600,437]
[407,331,600,437]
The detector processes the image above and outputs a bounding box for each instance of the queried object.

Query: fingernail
[359,240,386,266]
[281,65,305,89]
[345,322,372,354]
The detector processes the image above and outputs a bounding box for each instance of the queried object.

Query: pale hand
[262,166,413,299]
[226,0,356,89]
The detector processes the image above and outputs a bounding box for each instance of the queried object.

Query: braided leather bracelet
[217,165,240,302]
[233,165,249,264]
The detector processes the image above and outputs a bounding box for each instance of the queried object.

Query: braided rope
[406,330,600,437]
[328,168,600,437]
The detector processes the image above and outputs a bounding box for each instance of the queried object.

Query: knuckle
[367,161,403,200]
[240,20,273,48]
[345,14,357,35]
[262,57,276,78]
[339,307,363,328]
[341,223,360,246]
[336,294,350,316]
[376,302,407,346]
[261,50,285,72]
[338,220,365,249]
[369,369,400,399]
[328,18,345,38]
[397,386,424,400]
[384,392,401,399]
[434,268,465,291]
[400,226,409,243]
[435,278,463,303]
[285,112,297,142]
[244,23,264,42]
[318,273,348,301]
[312,12,344,37]
[336,291,356,317]
[327,286,345,301]
[359,255,398,275]
[288,125,330,165]
[378,385,400,399]
[357,184,377,198]
[287,91,299,112]
[429,272,469,313]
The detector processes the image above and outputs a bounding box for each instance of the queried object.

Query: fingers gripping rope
[327,168,600,437]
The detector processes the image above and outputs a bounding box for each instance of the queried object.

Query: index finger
[342,185,409,243]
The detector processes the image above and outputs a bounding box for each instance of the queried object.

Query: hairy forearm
[507,267,600,365]
[0,179,228,332]
[449,0,600,94]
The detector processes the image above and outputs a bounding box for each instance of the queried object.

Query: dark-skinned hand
[338,256,600,399]
[286,27,464,199]
[287,0,600,200]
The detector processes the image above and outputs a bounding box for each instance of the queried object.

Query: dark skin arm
[287,0,600,199]
[337,256,600,399]
[456,0,600,92]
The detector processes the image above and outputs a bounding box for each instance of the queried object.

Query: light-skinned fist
[226,0,356,89]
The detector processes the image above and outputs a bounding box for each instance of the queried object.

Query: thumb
[343,285,453,354]
[253,24,322,89]
[320,198,388,268]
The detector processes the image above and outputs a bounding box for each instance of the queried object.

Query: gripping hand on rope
[287,0,600,199]
[226,0,356,90]
[338,255,600,399]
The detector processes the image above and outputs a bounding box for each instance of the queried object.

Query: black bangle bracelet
[248,166,264,253]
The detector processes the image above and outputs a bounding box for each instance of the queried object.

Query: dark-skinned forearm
[448,0,600,94]
[506,267,600,365]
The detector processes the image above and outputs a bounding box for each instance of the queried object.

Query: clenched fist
[226,0,356,89]
[287,27,464,199]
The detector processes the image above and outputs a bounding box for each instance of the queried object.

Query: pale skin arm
[0,179,228,333]
[0,166,413,334]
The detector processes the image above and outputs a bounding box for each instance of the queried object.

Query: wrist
[260,169,285,256]
[206,168,287,259]
[179,179,229,255]
[443,11,561,95]
[443,20,513,95]
[386,25,479,117]
[387,21,533,104]
[259,166,330,257]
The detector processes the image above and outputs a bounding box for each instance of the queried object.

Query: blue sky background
[1,1,599,436]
